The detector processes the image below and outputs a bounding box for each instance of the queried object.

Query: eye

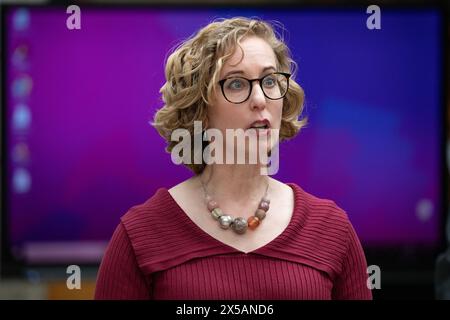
[226,78,247,90]
[262,75,277,88]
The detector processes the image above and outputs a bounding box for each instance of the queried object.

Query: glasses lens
[222,73,289,103]
[261,73,288,100]
[223,77,250,103]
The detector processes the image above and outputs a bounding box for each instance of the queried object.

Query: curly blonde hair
[152,17,307,175]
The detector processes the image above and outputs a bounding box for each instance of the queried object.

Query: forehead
[221,36,277,75]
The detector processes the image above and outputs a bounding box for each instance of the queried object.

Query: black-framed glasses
[218,72,291,104]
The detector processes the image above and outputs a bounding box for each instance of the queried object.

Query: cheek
[208,102,240,129]
[269,102,283,125]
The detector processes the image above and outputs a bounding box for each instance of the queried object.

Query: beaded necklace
[200,177,270,235]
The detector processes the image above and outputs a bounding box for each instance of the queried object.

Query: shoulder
[118,187,182,259]
[284,183,358,276]
[115,184,220,274]
[121,187,174,226]
[289,182,350,228]
[116,188,177,273]
[120,177,198,229]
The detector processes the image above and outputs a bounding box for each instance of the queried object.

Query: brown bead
[259,201,270,212]
[231,217,248,234]
[207,200,219,211]
[254,209,266,221]
[247,216,260,230]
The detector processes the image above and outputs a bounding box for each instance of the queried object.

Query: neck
[199,164,270,204]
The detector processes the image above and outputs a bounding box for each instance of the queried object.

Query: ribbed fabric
[95,183,372,300]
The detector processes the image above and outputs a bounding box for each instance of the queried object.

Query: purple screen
[4,7,442,263]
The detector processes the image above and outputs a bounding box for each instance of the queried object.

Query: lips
[247,119,271,130]
[246,119,271,138]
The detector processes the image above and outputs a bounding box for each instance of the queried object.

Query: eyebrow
[222,66,276,79]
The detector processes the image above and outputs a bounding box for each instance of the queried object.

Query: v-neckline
[163,183,299,255]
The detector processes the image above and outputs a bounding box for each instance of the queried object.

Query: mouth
[247,119,271,130]
[246,119,271,136]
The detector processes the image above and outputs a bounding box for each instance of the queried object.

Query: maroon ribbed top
[95,183,372,300]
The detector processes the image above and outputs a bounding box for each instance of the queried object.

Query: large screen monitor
[1,6,445,273]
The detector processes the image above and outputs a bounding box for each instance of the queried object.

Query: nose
[249,82,267,111]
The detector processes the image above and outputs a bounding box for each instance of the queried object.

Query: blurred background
[0,0,449,299]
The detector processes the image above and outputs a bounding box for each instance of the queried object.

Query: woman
[95,17,372,300]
